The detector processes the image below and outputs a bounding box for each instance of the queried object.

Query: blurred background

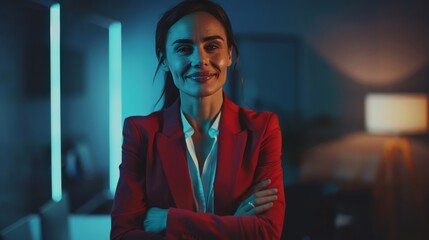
[1,0,429,239]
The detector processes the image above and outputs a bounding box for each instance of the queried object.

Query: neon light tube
[109,22,122,195]
[50,3,62,202]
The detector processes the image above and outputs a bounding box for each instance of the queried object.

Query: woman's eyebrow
[172,39,193,45]
[202,35,225,42]
[172,35,225,45]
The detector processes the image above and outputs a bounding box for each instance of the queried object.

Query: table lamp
[365,93,428,239]
[365,93,428,135]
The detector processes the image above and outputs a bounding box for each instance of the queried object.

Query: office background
[1,0,429,239]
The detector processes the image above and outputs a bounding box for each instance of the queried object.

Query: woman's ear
[159,53,170,72]
[161,59,170,72]
[227,47,233,67]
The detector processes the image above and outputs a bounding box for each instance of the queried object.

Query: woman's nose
[191,47,208,68]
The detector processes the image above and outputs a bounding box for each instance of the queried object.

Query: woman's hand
[234,179,278,216]
[144,207,169,233]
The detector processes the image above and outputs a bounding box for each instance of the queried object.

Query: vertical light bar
[50,3,62,202]
[109,22,122,195]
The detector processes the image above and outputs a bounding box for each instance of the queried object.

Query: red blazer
[111,94,285,240]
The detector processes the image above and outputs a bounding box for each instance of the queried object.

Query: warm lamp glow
[307,10,429,86]
[365,93,428,135]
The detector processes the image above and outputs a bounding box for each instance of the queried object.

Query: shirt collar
[180,109,221,139]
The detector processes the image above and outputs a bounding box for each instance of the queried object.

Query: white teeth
[188,75,213,81]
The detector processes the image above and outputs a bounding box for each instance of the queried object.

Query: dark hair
[154,0,240,109]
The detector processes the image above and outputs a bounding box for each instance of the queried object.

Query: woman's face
[163,11,232,98]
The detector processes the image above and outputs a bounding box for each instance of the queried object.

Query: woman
[111,1,285,239]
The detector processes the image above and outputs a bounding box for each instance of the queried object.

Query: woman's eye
[176,46,192,53]
[206,44,219,51]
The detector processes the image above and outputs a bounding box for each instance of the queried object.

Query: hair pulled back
[154,0,240,109]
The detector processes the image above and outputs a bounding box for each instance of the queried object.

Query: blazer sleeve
[110,118,164,240]
[166,113,285,240]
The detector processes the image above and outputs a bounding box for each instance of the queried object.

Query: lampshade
[365,93,428,135]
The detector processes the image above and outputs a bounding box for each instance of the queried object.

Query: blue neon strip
[50,3,62,202]
[109,22,122,195]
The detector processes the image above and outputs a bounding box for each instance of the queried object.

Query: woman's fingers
[235,201,254,216]
[255,188,278,198]
[234,179,279,216]
[238,201,274,216]
[253,179,271,192]
[241,188,277,207]
[242,201,256,212]
[245,202,274,216]
[244,194,277,213]
[254,195,277,206]
[241,187,278,209]
[238,189,277,214]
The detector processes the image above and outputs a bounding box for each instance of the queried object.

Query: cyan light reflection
[109,22,122,195]
[50,3,62,202]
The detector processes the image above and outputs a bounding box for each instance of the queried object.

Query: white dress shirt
[180,110,221,213]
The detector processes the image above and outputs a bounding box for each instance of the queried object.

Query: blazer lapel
[214,94,248,215]
[155,99,195,211]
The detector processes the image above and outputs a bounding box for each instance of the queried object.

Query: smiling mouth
[186,72,216,83]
